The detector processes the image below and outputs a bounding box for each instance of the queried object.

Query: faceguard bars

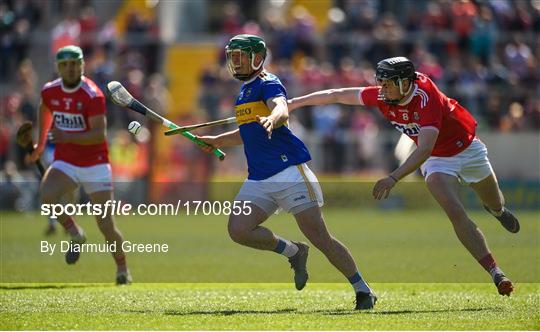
[375,56,417,105]
[225,34,267,81]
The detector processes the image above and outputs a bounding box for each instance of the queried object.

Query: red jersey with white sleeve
[359,72,477,157]
[41,76,109,166]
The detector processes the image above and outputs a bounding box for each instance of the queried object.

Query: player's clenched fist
[256,115,274,139]
[48,127,68,143]
[372,176,397,200]
[27,144,44,163]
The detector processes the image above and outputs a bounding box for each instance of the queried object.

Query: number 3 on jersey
[63,98,72,110]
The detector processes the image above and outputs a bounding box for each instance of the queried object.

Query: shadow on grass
[128,307,499,317]
[312,307,501,316]
[0,283,111,290]
[163,308,296,316]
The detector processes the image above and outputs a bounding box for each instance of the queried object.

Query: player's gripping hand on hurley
[195,135,222,154]
[195,129,242,154]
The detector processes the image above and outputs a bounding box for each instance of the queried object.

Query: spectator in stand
[51,13,80,55]
[0,116,11,166]
[110,130,149,204]
[451,0,478,50]
[199,64,223,121]
[290,6,317,58]
[470,5,498,66]
[372,12,404,62]
[504,37,533,82]
[78,6,98,57]
[421,1,451,60]
[143,73,172,118]
[221,2,244,35]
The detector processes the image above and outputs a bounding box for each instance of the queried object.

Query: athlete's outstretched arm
[49,115,107,145]
[287,88,365,112]
[372,128,439,200]
[196,129,243,154]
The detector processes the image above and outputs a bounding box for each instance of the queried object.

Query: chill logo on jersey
[53,111,87,131]
[391,121,420,136]
[235,101,270,125]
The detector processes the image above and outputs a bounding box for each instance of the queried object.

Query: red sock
[60,216,80,237]
[478,253,497,272]
[114,254,127,273]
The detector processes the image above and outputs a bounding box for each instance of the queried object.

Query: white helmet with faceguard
[225,34,267,81]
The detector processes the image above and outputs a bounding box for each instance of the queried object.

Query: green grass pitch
[1,208,539,330]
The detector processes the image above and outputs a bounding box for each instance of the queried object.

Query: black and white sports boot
[116,270,132,285]
[65,232,86,265]
[484,205,520,233]
[288,242,309,290]
[493,270,514,296]
[355,291,377,310]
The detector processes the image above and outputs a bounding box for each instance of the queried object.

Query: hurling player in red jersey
[28,45,131,284]
[288,57,519,296]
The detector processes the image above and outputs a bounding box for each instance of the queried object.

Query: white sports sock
[349,271,372,293]
[489,266,504,279]
[276,237,299,258]
[488,206,505,217]
[351,278,372,294]
[71,230,86,244]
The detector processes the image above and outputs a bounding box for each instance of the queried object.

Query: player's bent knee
[227,218,250,244]
[228,228,248,244]
[425,172,454,188]
[40,190,62,205]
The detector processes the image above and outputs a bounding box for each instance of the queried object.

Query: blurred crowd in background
[1,0,539,210]
[199,0,539,172]
[201,0,539,130]
[1,0,161,209]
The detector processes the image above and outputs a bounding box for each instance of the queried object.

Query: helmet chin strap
[251,53,263,71]
[398,78,413,97]
[395,79,413,104]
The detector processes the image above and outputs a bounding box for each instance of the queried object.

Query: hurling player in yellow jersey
[197,35,376,309]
